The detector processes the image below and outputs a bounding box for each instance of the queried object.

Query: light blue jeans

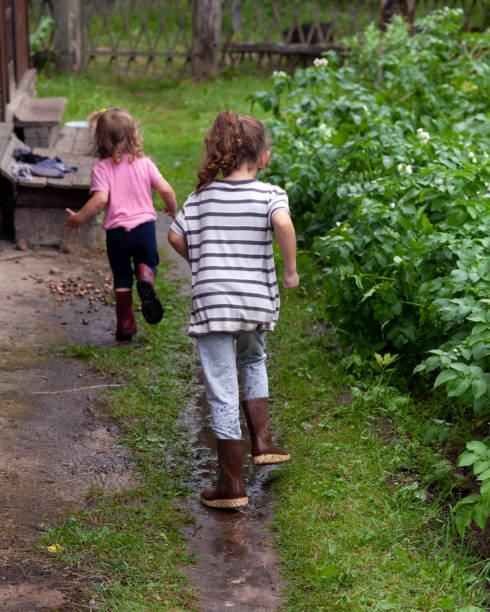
[197,330,268,439]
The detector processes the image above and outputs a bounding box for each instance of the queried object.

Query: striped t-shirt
[170,178,290,336]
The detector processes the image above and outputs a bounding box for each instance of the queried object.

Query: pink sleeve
[146,158,164,188]
[90,162,109,195]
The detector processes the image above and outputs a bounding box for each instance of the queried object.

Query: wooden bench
[0,117,98,249]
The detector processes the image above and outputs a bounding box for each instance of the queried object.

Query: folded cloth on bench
[11,162,33,181]
[14,147,49,164]
[31,157,78,178]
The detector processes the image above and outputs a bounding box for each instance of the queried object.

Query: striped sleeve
[268,187,290,227]
[169,204,187,237]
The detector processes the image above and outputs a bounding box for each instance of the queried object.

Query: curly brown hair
[195,110,269,193]
[88,108,144,163]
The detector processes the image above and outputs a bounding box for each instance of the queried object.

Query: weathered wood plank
[70,155,94,189]
[0,123,14,161]
[73,128,93,155]
[227,42,344,56]
[0,132,27,182]
[55,126,78,154]
[14,96,67,126]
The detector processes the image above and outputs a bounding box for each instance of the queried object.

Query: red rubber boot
[136,263,163,324]
[115,290,136,341]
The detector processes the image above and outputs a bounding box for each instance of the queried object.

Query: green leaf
[382,156,394,169]
[457,452,479,467]
[466,441,489,456]
[433,369,458,389]
[477,468,490,481]
[447,377,471,397]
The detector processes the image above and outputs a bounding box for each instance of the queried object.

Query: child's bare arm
[63,190,108,229]
[155,178,178,219]
[168,229,190,263]
[272,210,299,288]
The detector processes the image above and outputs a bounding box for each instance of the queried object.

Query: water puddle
[181,385,286,611]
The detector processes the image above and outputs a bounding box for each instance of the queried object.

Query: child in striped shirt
[168,110,299,509]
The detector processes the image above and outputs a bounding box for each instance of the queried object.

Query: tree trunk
[52,0,83,73]
[192,0,222,78]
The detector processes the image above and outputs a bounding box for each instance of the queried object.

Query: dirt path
[0,216,286,611]
[0,241,134,610]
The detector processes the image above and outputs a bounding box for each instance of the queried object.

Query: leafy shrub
[253,8,490,531]
[253,9,489,413]
[454,440,490,535]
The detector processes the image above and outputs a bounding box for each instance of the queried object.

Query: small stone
[16,238,28,251]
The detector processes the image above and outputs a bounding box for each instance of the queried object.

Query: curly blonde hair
[195,110,269,193]
[88,108,144,163]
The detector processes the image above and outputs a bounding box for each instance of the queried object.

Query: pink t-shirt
[90,154,163,231]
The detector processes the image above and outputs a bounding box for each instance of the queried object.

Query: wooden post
[52,0,83,73]
[192,0,222,78]
[232,0,241,33]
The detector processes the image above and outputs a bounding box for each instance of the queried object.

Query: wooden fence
[27,0,489,77]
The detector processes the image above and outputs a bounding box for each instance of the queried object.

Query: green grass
[36,71,488,610]
[267,254,489,611]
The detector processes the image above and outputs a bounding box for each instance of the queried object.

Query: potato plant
[253,8,489,531]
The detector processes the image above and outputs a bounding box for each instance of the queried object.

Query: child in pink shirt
[64,108,178,340]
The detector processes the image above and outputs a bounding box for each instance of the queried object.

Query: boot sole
[116,327,136,341]
[200,495,249,509]
[136,279,163,324]
[253,453,290,465]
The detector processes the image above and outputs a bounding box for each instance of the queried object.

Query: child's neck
[223,165,257,181]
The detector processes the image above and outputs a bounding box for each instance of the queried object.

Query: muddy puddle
[182,387,285,611]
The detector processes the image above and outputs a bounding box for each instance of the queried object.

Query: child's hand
[63,208,81,233]
[283,269,299,288]
[165,205,177,219]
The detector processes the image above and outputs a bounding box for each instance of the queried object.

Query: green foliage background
[253,9,490,532]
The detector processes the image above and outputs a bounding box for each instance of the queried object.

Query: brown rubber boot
[200,439,248,509]
[115,290,136,341]
[242,397,290,465]
[136,263,163,324]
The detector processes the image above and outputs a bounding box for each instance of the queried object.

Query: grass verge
[267,254,489,611]
[43,257,198,610]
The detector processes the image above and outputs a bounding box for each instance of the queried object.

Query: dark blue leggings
[106,221,159,289]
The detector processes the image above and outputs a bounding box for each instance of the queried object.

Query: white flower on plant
[397,163,404,172]
[405,164,413,175]
[361,104,369,114]
[272,70,287,78]
[390,202,396,209]
[469,151,477,163]
[417,128,430,144]
[336,221,341,227]
[313,57,328,68]
[296,117,303,126]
